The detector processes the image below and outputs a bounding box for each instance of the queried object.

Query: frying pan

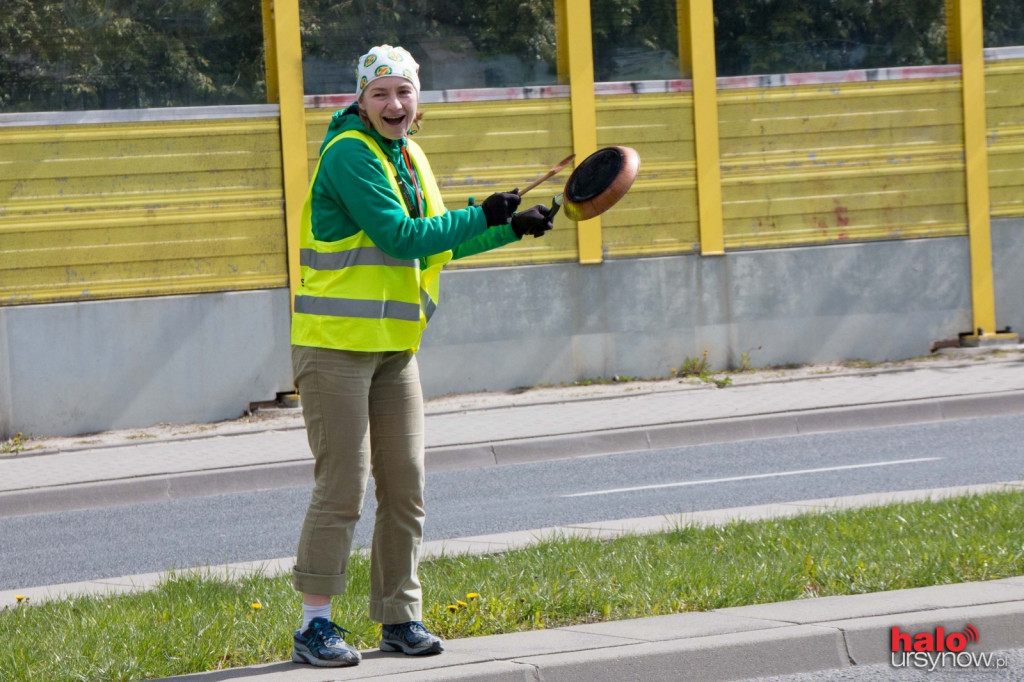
[520,146,640,222]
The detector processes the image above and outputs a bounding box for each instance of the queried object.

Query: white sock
[301,602,332,631]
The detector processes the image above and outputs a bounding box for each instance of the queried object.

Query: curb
[427,389,1024,471]
[152,580,1024,681]
[3,390,1024,519]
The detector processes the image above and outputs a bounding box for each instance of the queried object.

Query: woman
[289,44,554,668]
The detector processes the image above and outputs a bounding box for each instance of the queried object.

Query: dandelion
[15,595,26,603]
[251,602,262,610]
[466,592,479,600]
[456,600,468,608]
[447,604,459,612]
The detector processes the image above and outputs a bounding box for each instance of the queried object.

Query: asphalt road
[2,413,1023,590]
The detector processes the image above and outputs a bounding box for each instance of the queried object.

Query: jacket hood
[320,102,401,156]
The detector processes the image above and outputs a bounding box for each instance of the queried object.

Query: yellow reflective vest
[291,131,452,352]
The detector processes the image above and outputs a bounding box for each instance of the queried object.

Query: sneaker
[292,617,361,667]
[380,620,445,655]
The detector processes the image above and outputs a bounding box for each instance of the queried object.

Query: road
[2,413,1022,590]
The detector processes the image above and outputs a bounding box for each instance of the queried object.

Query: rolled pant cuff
[293,566,347,596]
[370,599,421,624]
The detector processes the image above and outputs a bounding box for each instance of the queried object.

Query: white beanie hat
[356,45,421,98]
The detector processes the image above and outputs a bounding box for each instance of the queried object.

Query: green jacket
[311,103,519,259]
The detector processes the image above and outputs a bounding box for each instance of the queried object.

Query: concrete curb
[4,390,1024,519]
[430,389,1024,471]
[152,581,1024,681]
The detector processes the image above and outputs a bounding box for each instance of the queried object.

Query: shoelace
[312,620,351,644]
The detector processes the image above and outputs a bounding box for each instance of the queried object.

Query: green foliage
[672,349,730,386]
[298,0,556,92]
[0,432,36,454]
[0,0,266,112]
[2,1,1023,112]
[983,0,1024,48]
[713,0,949,76]
[590,0,681,80]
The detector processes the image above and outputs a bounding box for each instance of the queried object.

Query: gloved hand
[481,190,522,227]
[510,204,554,238]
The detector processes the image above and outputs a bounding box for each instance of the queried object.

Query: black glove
[481,190,522,227]
[510,204,554,239]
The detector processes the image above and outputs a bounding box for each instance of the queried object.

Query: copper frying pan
[519,146,640,221]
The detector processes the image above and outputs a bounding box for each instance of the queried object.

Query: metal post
[680,0,725,256]
[948,0,1017,345]
[262,0,309,316]
[560,0,602,264]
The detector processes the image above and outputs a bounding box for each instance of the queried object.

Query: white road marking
[562,457,944,498]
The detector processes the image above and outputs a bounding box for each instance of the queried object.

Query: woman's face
[360,76,418,140]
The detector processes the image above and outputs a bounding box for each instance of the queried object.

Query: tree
[298,0,556,91]
[713,0,947,77]
[983,0,1024,48]
[0,0,266,112]
[2,0,1021,113]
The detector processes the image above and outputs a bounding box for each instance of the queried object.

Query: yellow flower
[466,592,479,600]
[251,602,262,610]
[456,600,468,608]
[447,604,459,612]
[15,595,26,603]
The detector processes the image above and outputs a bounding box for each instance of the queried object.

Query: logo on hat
[375,65,393,77]
[363,54,378,67]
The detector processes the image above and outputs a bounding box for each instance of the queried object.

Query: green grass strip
[3,490,1022,681]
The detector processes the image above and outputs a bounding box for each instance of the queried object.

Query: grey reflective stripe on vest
[420,289,437,321]
[294,295,420,322]
[300,247,416,271]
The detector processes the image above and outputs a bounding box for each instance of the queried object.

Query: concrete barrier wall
[417,234,979,397]
[0,289,292,439]
[994,218,1024,334]
[3,221,1021,439]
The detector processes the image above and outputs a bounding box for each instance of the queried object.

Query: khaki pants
[291,344,425,624]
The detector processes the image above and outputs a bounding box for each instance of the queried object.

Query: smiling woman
[287,42,555,671]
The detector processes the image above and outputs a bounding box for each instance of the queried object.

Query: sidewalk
[2,347,1024,680]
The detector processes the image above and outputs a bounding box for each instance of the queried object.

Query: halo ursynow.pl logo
[890,623,1006,671]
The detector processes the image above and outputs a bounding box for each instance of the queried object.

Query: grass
[673,350,732,387]
[2,490,1023,681]
[0,432,38,455]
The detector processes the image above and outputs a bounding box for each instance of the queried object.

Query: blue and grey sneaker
[380,620,445,655]
[292,617,361,667]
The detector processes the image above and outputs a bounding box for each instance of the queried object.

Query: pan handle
[517,154,575,197]
[546,194,563,220]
